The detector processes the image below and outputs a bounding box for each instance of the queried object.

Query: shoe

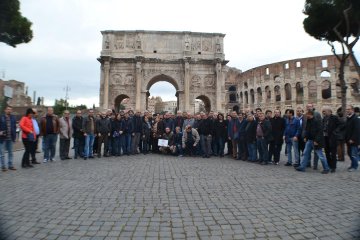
[284,162,292,166]
[32,161,40,164]
[293,164,300,168]
[22,165,29,169]
[2,167,7,172]
[296,167,305,172]
[36,150,41,153]
[74,157,78,159]
[65,157,71,159]
[28,164,34,168]
[50,159,54,162]
[89,156,94,159]
[60,158,65,160]
[313,167,318,170]
[330,169,336,173]
[8,167,17,170]
[321,170,329,174]
[275,162,279,165]
[83,157,87,160]
[43,159,48,163]
[348,168,357,172]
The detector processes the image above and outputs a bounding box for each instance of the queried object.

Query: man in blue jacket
[283,109,300,166]
[0,106,17,171]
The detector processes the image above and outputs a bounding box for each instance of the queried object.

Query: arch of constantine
[99,30,359,113]
[98,30,228,113]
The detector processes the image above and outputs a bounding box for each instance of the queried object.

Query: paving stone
[0,150,358,239]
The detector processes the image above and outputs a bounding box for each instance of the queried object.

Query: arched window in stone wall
[274,75,281,82]
[320,70,331,78]
[322,80,331,99]
[229,86,237,102]
[285,83,292,101]
[336,80,342,99]
[250,89,255,104]
[296,82,304,103]
[244,82,248,89]
[265,86,271,101]
[350,78,360,96]
[257,87,262,103]
[274,85,281,102]
[245,91,249,104]
[239,92,243,104]
[308,80,317,100]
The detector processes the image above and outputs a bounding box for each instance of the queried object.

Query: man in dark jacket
[198,112,214,158]
[83,109,96,160]
[296,110,330,173]
[227,111,240,159]
[256,112,272,165]
[72,110,84,159]
[0,106,17,171]
[269,109,285,164]
[345,105,360,172]
[131,110,142,154]
[245,113,257,162]
[40,107,60,162]
[96,111,111,157]
[174,111,184,132]
[322,106,340,172]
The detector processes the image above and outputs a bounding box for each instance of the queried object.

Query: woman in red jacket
[19,108,36,168]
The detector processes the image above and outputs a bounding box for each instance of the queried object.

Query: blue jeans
[348,145,359,169]
[257,138,268,163]
[43,134,58,160]
[122,134,132,154]
[200,135,212,156]
[73,137,84,158]
[247,142,257,161]
[0,140,14,168]
[299,140,329,171]
[286,139,299,164]
[214,137,225,156]
[84,134,95,158]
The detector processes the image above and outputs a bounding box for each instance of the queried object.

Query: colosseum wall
[225,55,360,114]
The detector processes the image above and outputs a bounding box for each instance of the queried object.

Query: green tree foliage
[53,99,88,115]
[303,0,360,114]
[0,0,33,47]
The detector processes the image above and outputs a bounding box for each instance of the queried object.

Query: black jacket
[245,120,257,143]
[259,119,273,142]
[305,117,324,148]
[345,114,360,145]
[214,120,227,139]
[72,116,83,138]
[198,118,214,136]
[270,117,285,143]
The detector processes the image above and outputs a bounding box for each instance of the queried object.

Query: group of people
[0,103,359,174]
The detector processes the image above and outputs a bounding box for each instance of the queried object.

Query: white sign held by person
[158,139,168,147]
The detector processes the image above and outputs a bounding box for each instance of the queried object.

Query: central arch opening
[195,95,211,113]
[147,75,179,114]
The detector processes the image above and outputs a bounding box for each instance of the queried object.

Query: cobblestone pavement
[0,149,359,240]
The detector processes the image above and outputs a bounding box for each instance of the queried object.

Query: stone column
[184,60,190,112]
[103,61,110,109]
[135,61,143,111]
[216,62,223,112]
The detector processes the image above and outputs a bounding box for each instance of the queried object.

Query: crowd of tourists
[0,103,359,174]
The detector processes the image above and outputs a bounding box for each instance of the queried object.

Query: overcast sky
[0,0,359,107]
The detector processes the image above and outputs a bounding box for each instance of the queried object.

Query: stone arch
[284,83,292,101]
[320,70,331,78]
[296,82,304,103]
[239,92,243,104]
[146,74,179,111]
[250,89,255,104]
[244,91,249,104]
[308,80,317,100]
[195,95,211,113]
[321,80,331,99]
[146,74,180,91]
[274,75,281,82]
[114,94,130,112]
[350,78,360,96]
[274,85,281,102]
[265,86,271,101]
[229,86,237,102]
[244,82,248,89]
[257,87,262,103]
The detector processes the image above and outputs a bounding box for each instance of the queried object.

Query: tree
[303,0,360,114]
[0,0,33,47]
